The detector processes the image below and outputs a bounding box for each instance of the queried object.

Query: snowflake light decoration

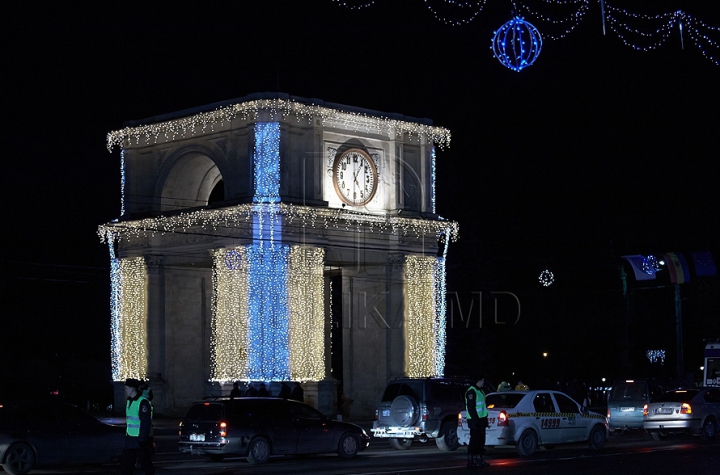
[539,269,554,287]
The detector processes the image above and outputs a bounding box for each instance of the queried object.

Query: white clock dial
[332,148,378,206]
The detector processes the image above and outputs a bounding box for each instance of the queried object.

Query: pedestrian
[121,378,155,475]
[246,384,258,396]
[291,383,304,402]
[464,376,490,469]
[229,382,243,398]
[258,382,269,397]
[278,382,292,399]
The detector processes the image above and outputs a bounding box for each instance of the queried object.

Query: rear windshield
[656,390,699,403]
[609,382,648,402]
[381,383,422,402]
[486,393,525,409]
[185,403,224,421]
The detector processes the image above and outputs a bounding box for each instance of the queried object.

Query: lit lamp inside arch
[492,16,543,72]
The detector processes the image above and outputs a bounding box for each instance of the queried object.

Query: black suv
[178,397,369,464]
[371,377,473,451]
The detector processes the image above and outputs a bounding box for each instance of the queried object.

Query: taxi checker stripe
[507,412,605,420]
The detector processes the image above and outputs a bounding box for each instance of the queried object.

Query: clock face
[332,148,378,206]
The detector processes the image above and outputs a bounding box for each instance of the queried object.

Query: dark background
[2,1,719,408]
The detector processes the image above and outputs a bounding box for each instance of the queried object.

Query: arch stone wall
[102,93,457,418]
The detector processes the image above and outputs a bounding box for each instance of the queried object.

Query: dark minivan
[178,397,369,464]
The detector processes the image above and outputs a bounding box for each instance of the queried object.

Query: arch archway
[159,151,223,212]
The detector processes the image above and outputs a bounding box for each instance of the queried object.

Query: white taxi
[457,390,608,456]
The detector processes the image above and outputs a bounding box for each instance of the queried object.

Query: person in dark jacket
[121,378,154,475]
[465,376,490,469]
[278,382,292,399]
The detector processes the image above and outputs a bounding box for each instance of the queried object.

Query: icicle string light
[209,245,325,383]
[210,247,250,382]
[98,203,459,244]
[107,98,452,152]
[287,246,326,381]
[434,255,447,376]
[253,122,281,204]
[109,255,148,381]
[405,255,445,378]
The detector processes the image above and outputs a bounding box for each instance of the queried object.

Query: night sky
[3,1,719,404]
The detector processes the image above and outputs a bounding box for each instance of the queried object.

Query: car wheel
[516,430,538,457]
[247,436,271,464]
[435,422,460,451]
[388,438,413,450]
[337,432,360,458]
[2,442,35,475]
[700,418,716,441]
[650,431,665,441]
[204,454,225,462]
[390,395,419,426]
[588,424,606,450]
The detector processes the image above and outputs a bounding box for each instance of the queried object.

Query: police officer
[122,378,155,475]
[465,376,490,469]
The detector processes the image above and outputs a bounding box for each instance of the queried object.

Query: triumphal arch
[99,93,458,418]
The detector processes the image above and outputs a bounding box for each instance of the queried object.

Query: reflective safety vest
[126,395,151,437]
[466,386,488,419]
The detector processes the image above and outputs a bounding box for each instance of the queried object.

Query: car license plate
[620,407,634,412]
[382,410,390,417]
[655,408,673,414]
[190,433,205,442]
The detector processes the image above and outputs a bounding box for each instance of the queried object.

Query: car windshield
[486,393,525,409]
[609,382,648,402]
[185,403,224,420]
[429,381,468,402]
[656,390,700,403]
[381,383,421,402]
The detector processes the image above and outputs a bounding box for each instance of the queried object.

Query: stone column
[145,255,167,412]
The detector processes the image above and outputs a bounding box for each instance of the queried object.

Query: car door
[260,401,299,455]
[291,402,334,454]
[55,403,122,463]
[531,392,560,444]
[27,404,70,465]
[552,392,588,442]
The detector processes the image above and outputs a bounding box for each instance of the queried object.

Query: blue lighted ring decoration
[492,16,542,72]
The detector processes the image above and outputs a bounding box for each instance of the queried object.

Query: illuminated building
[99,93,457,417]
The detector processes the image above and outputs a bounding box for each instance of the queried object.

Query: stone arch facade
[155,144,227,212]
[100,93,457,418]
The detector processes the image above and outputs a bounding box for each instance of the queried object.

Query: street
[11,430,719,475]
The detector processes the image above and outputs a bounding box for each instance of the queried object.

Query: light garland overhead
[106,98,452,152]
[331,1,720,65]
[98,202,459,244]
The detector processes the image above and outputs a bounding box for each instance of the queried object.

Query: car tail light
[219,421,227,437]
[497,411,509,427]
[374,409,378,421]
[458,413,463,427]
[421,406,428,421]
[680,403,692,414]
[643,404,648,416]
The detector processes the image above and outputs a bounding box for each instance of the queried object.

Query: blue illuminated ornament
[492,16,542,72]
